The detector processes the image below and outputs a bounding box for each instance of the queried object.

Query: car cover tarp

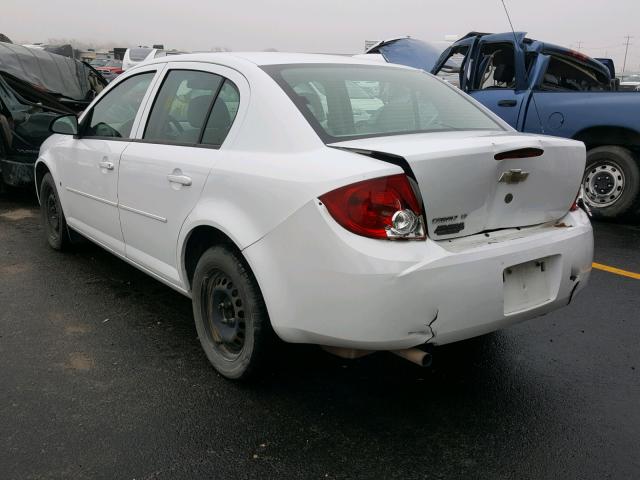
[0,41,95,101]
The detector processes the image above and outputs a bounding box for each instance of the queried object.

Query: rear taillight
[319,174,426,240]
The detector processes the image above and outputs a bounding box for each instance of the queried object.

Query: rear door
[60,68,159,254]
[117,62,246,287]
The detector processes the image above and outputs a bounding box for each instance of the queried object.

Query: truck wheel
[39,173,72,250]
[192,245,274,380]
[582,146,640,219]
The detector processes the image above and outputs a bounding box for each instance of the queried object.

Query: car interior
[474,43,516,90]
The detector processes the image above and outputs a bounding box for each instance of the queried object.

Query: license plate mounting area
[503,256,558,315]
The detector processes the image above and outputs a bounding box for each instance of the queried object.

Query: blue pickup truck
[368,33,640,219]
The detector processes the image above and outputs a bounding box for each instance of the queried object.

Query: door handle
[167,173,192,186]
[99,161,114,170]
[498,99,518,107]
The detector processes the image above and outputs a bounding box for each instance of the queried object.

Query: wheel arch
[34,159,53,204]
[572,126,640,154]
[180,222,251,293]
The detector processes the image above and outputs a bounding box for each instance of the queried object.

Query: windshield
[264,64,502,142]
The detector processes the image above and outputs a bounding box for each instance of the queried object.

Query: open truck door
[459,32,534,130]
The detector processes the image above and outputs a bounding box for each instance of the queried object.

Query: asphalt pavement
[1,191,638,480]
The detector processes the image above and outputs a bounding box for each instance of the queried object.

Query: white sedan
[36,53,593,379]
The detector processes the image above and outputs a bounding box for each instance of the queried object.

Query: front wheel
[582,146,640,219]
[39,172,72,250]
[192,245,274,380]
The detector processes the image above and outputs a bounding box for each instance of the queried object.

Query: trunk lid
[330,131,585,239]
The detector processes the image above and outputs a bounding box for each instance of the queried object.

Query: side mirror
[50,114,79,135]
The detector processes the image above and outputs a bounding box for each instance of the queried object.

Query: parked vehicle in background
[122,47,165,71]
[368,33,640,219]
[619,74,640,92]
[90,58,124,73]
[0,41,106,190]
[37,53,592,379]
[91,59,124,83]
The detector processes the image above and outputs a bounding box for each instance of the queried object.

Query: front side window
[144,70,223,144]
[435,46,469,87]
[266,64,502,142]
[83,72,155,138]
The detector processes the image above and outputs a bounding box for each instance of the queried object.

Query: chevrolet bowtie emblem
[498,169,530,184]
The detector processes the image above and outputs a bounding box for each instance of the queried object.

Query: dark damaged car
[0,42,106,190]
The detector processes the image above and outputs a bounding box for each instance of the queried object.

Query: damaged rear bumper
[244,200,593,350]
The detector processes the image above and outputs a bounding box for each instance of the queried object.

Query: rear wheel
[582,146,640,219]
[192,245,274,380]
[39,172,71,250]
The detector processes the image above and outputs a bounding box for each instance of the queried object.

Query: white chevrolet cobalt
[36,53,593,379]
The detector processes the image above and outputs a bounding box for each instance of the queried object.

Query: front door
[117,64,244,287]
[61,71,157,254]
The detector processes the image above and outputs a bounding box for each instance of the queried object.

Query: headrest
[494,63,515,84]
[187,95,213,128]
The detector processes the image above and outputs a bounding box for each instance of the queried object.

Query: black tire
[583,146,640,219]
[192,245,274,380]
[39,172,71,250]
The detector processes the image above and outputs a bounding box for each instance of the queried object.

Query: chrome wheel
[582,161,625,208]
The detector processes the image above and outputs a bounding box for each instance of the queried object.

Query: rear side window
[144,70,223,144]
[83,72,155,138]
[201,80,240,146]
[540,55,610,92]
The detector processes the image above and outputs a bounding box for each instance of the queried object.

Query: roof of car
[136,51,413,69]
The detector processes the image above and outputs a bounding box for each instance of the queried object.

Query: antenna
[622,35,633,81]
[500,0,519,45]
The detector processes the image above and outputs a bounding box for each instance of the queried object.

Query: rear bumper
[244,202,593,350]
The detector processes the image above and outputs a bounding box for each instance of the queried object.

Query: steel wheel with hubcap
[583,146,640,219]
[192,245,274,380]
[582,161,625,208]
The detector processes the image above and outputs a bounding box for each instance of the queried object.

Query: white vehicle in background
[36,53,593,379]
[122,47,165,71]
[619,74,640,92]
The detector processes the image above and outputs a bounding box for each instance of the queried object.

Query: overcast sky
[4,0,639,71]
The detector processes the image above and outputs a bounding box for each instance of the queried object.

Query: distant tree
[0,33,13,43]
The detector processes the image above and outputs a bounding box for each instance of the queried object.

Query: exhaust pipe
[392,348,432,367]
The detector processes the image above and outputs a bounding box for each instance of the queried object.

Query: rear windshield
[264,64,503,142]
[129,48,152,61]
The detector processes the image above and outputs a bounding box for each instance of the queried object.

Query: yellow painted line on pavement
[592,262,640,280]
